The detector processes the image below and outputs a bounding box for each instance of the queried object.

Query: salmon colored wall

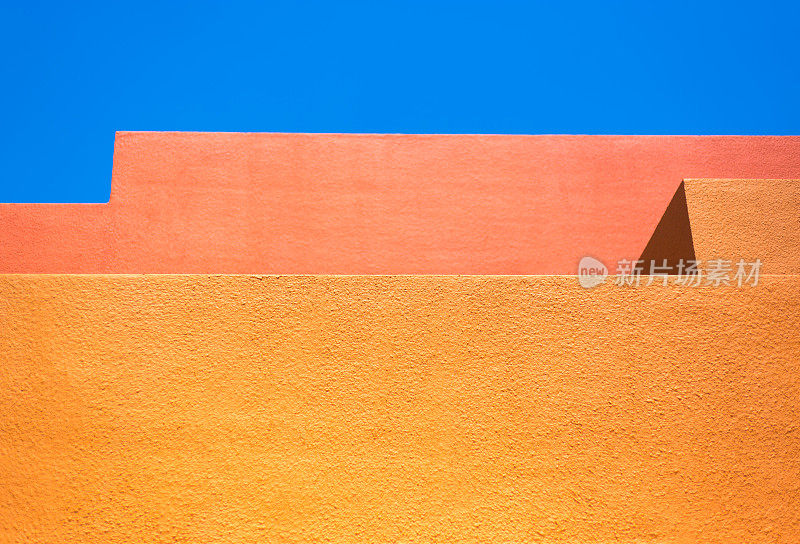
[685,179,800,273]
[2,275,798,543]
[2,134,800,273]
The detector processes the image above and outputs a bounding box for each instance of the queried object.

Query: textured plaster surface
[685,179,800,273]
[1,275,798,543]
[2,134,800,273]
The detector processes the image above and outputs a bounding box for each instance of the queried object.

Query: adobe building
[1,134,798,543]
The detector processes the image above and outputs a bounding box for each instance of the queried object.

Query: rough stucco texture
[2,134,800,273]
[1,275,799,543]
[685,179,800,273]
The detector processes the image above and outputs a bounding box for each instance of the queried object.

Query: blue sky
[2,1,799,202]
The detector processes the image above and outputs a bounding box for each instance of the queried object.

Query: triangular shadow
[638,181,696,274]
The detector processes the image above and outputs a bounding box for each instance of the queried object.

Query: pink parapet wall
[2,134,800,273]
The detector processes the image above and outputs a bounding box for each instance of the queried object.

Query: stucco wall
[2,134,800,273]
[685,179,800,273]
[2,275,798,542]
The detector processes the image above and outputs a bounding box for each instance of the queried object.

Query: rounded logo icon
[578,256,608,288]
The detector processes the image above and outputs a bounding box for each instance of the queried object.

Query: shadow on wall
[638,181,696,273]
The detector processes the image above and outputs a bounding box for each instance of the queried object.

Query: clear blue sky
[2,1,799,202]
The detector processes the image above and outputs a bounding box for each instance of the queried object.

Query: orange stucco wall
[2,134,800,273]
[685,179,800,273]
[2,275,798,542]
